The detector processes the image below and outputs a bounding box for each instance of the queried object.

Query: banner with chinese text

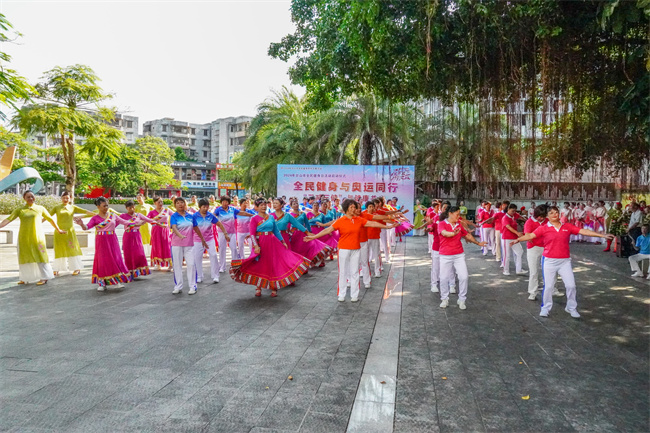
[277,164,415,224]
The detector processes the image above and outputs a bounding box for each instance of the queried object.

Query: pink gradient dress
[230,215,310,290]
[86,214,131,287]
[119,212,157,278]
[147,208,172,267]
[288,211,333,265]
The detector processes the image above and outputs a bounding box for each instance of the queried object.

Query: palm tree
[239,88,355,193]
[312,94,421,165]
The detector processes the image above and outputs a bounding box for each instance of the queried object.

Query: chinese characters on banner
[277,165,415,224]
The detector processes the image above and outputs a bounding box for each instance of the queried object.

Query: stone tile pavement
[0,235,648,432]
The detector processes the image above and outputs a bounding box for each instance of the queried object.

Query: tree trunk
[360,131,373,165]
[60,133,76,197]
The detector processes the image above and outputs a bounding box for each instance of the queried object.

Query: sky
[1,0,303,131]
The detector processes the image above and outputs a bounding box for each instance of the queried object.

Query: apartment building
[142,116,252,164]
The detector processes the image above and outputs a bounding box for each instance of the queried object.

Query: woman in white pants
[306,199,395,302]
[477,201,496,256]
[524,205,547,300]
[500,204,526,276]
[511,206,613,318]
[213,196,254,273]
[236,199,255,259]
[192,198,229,284]
[438,206,486,310]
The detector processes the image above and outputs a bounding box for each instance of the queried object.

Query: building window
[126,120,133,128]
[203,129,208,136]
[203,140,210,147]
[238,124,243,132]
[143,125,151,133]
[126,132,134,141]
[203,151,208,158]
[162,125,167,132]
[191,138,196,145]
[191,128,196,135]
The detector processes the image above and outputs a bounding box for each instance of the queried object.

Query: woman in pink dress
[309,202,339,253]
[230,198,310,298]
[74,197,137,291]
[288,199,333,267]
[147,196,172,270]
[120,200,162,279]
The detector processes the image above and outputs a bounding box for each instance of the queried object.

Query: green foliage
[12,65,124,195]
[218,153,246,186]
[73,197,173,205]
[0,14,34,121]
[133,136,178,195]
[174,146,189,161]
[271,0,649,171]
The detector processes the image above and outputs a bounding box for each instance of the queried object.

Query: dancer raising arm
[0,191,66,285]
[510,206,614,318]
[437,206,487,310]
[305,199,398,303]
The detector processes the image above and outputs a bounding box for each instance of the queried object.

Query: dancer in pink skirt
[289,199,333,267]
[230,198,310,298]
[147,196,172,270]
[309,202,338,253]
[120,200,162,279]
[74,197,138,291]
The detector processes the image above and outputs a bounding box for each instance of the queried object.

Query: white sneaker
[364,284,371,289]
[375,274,381,278]
[440,299,449,308]
[189,288,197,295]
[528,293,537,301]
[97,286,105,292]
[647,275,650,280]
[553,291,565,297]
[431,284,439,293]
[539,310,549,317]
[631,272,643,277]
[197,278,203,283]
[449,286,456,294]
[338,297,345,302]
[213,278,219,283]
[503,272,511,276]
[115,283,124,289]
[565,308,580,319]
[516,271,528,275]
[351,297,359,302]
[219,269,225,273]
[457,300,466,310]
[172,288,182,294]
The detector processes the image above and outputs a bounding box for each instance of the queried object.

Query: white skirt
[53,256,84,273]
[19,262,54,283]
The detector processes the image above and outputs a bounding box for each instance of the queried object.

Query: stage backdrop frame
[277,164,415,224]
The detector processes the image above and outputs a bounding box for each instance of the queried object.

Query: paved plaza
[0,235,648,432]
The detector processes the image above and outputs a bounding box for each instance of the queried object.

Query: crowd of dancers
[2,191,648,320]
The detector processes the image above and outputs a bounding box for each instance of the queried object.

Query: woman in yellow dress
[0,191,66,285]
[135,193,154,254]
[51,191,94,276]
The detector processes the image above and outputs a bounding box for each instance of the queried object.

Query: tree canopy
[270,0,649,172]
[12,65,123,196]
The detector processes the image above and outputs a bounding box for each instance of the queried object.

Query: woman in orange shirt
[306,199,396,302]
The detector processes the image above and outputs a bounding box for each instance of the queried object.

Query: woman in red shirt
[511,206,613,318]
[438,206,486,310]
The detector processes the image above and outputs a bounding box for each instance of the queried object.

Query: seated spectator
[629,224,650,279]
